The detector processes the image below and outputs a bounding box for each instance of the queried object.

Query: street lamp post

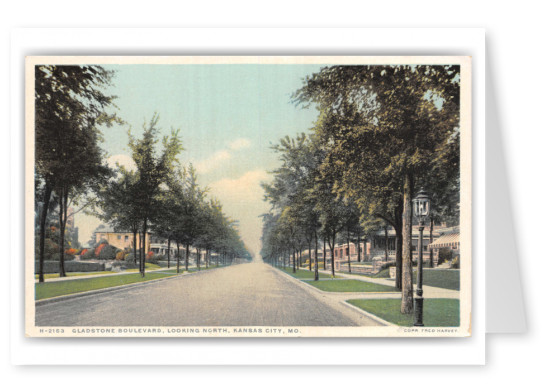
[413,189,430,327]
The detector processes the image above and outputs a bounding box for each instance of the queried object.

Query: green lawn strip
[278,267,341,280]
[413,269,460,291]
[161,267,216,274]
[340,268,390,279]
[305,279,398,292]
[35,271,116,280]
[347,298,460,327]
[369,268,390,278]
[337,268,459,290]
[120,262,162,270]
[35,272,176,300]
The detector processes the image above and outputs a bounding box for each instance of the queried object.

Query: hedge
[35,261,105,274]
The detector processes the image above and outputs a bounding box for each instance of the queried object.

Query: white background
[2,0,549,389]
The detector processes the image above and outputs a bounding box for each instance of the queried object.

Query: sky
[74,64,324,256]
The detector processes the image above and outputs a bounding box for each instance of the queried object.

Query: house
[150,236,178,257]
[94,226,151,252]
[428,225,460,263]
[330,223,448,265]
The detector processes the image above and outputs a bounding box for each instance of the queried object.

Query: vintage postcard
[25,56,471,338]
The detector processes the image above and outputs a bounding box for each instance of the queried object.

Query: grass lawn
[35,272,176,300]
[35,271,116,280]
[347,298,460,327]
[340,268,459,290]
[279,267,340,280]
[323,268,390,279]
[413,269,460,291]
[160,267,202,273]
[366,268,390,279]
[121,262,162,270]
[305,279,398,292]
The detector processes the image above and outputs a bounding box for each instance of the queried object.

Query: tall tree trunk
[329,232,336,277]
[401,172,414,314]
[167,237,171,268]
[323,238,327,270]
[357,232,361,264]
[394,203,404,290]
[384,226,389,263]
[308,240,312,271]
[132,229,137,265]
[288,249,291,269]
[292,248,296,273]
[314,231,319,281]
[58,187,68,278]
[176,242,181,274]
[216,250,219,267]
[185,244,190,271]
[347,228,351,274]
[429,217,434,268]
[38,181,52,283]
[196,248,200,271]
[141,220,148,278]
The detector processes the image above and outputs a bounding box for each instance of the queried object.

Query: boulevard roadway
[35,260,381,327]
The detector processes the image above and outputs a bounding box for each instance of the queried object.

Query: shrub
[80,248,94,260]
[111,260,138,270]
[94,243,106,257]
[379,261,396,271]
[146,251,154,260]
[97,243,120,260]
[65,248,77,256]
[438,248,453,265]
[147,254,167,265]
[116,251,126,260]
[451,256,460,269]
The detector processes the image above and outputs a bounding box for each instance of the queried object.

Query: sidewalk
[35,267,189,283]
[297,266,459,299]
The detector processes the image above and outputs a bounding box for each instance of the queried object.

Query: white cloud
[194,138,252,174]
[209,170,270,203]
[195,150,232,174]
[106,154,137,171]
[228,138,252,151]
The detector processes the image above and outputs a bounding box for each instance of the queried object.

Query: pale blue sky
[76,64,325,255]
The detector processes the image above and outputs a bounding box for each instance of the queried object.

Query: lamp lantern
[413,188,430,327]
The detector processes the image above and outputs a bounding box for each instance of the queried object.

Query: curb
[279,269,399,296]
[341,301,395,326]
[35,272,187,306]
[273,267,398,326]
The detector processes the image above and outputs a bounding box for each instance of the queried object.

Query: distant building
[150,236,177,256]
[94,225,150,252]
[331,224,448,264]
[428,226,460,257]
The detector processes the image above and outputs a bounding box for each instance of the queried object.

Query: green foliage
[438,248,454,264]
[450,256,460,269]
[35,65,120,278]
[96,243,121,260]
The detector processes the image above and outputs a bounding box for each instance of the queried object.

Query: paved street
[35,261,381,327]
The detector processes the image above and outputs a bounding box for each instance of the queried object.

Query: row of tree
[260,65,460,314]
[96,115,250,276]
[35,65,249,283]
